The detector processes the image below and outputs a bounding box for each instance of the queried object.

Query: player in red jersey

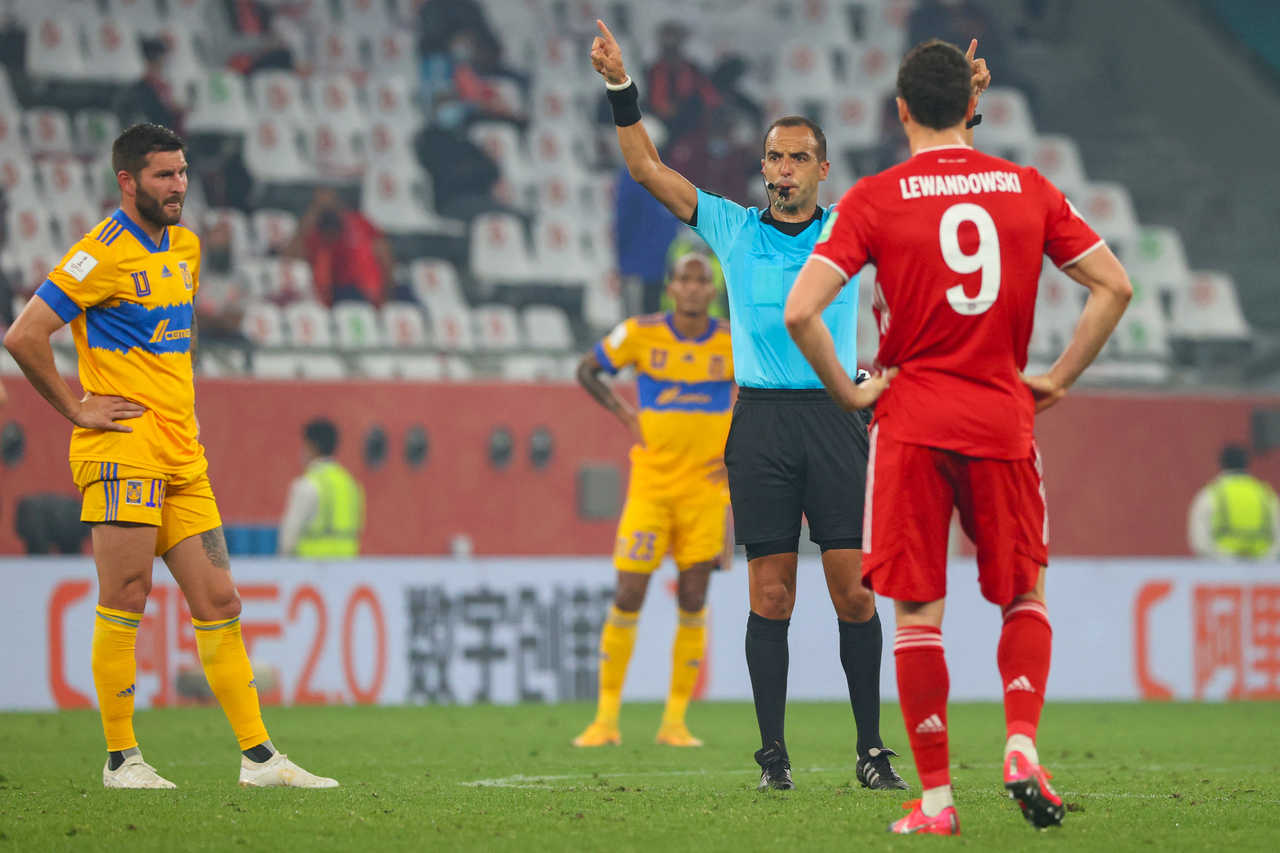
[784,39,1132,835]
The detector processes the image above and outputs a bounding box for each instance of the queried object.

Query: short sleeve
[690,188,752,259]
[594,318,640,375]
[809,180,875,281]
[1036,170,1104,269]
[36,238,119,322]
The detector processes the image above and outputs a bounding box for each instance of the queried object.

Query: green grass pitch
[1,701,1276,851]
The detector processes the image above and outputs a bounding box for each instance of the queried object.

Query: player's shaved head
[896,40,972,130]
[112,123,186,177]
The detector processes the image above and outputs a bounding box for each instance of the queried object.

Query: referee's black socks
[839,611,885,757]
[745,611,790,751]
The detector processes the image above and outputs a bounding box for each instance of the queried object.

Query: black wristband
[606,81,642,127]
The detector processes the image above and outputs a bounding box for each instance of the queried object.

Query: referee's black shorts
[723,387,871,560]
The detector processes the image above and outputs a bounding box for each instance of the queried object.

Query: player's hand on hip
[965,39,991,96]
[591,19,629,85]
[74,392,147,432]
[1020,371,1066,412]
[622,409,646,447]
[841,367,898,411]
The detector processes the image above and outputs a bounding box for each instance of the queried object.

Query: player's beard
[135,186,184,228]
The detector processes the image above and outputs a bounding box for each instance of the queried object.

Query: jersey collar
[111,208,170,253]
[665,312,717,343]
[913,144,974,156]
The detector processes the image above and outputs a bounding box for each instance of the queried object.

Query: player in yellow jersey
[3,124,336,790]
[572,253,733,748]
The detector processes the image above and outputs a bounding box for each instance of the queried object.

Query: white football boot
[103,753,177,789]
[238,752,339,788]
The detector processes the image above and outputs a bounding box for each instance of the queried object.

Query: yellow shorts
[73,460,222,556]
[613,487,729,573]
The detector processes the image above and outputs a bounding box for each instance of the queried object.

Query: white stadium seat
[975,87,1036,156]
[25,16,88,80]
[428,303,475,352]
[36,159,92,210]
[249,209,300,256]
[380,302,430,348]
[522,305,574,351]
[251,71,312,133]
[283,301,333,348]
[472,304,523,351]
[333,302,384,349]
[243,116,315,182]
[469,212,538,284]
[1127,225,1191,304]
[74,110,121,158]
[241,302,286,347]
[1170,271,1249,342]
[1078,182,1140,247]
[1030,135,1087,199]
[408,259,466,311]
[186,70,253,134]
[23,108,74,157]
[85,18,145,82]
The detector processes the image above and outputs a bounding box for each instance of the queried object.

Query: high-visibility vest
[1210,473,1277,558]
[296,461,364,558]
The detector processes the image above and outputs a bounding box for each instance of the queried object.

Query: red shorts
[862,426,1048,606]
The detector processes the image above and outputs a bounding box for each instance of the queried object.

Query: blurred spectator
[115,37,187,136]
[284,189,395,306]
[412,122,509,221]
[209,0,300,75]
[1187,443,1280,560]
[644,21,721,186]
[614,167,681,315]
[278,418,364,558]
[907,0,1037,110]
[417,0,525,125]
[193,219,249,340]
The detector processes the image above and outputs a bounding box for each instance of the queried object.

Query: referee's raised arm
[590,19,698,223]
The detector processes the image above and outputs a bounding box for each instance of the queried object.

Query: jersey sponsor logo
[63,250,99,282]
[656,386,713,406]
[816,208,839,244]
[149,318,192,344]
[124,480,145,506]
[898,170,1023,200]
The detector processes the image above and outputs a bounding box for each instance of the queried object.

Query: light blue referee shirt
[691,188,860,389]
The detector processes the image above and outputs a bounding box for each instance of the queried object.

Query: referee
[590,20,904,792]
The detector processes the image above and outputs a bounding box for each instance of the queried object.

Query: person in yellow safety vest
[1188,443,1280,560]
[278,418,364,558]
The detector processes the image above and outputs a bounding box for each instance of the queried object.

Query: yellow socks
[92,606,142,751]
[594,606,639,727]
[192,616,269,750]
[662,608,707,726]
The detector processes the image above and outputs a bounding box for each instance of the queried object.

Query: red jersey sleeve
[1035,169,1104,268]
[809,179,876,281]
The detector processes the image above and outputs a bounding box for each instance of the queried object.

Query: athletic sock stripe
[895,641,945,652]
[96,611,141,629]
[192,616,241,631]
[1003,601,1050,623]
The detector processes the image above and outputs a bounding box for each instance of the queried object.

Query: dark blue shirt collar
[112,208,170,253]
[665,312,716,343]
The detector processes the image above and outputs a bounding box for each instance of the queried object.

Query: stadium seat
[252,352,348,380]
[101,0,163,34]
[335,0,392,38]
[1030,135,1088,199]
[528,123,587,178]
[408,259,466,311]
[469,213,539,284]
[0,150,39,202]
[25,16,88,80]
[309,75,368,135]
[531,82,580,125]
[428,303,476,351]
[313,28,364,74]
[500,354,562,382]
[397,354,448,381]
[152,27,203,100]
[533,217,595,285]
[51,204,103,245]
[974,87,1036,156]
[203,208,254,263]
[522,304,574,351]
[1029,262,1082,365]
[369,31,418,81]
[1127,225,1191,305]
[855,264,880,366]
[0,67,19,114]
[361,162,462,234]
[186,70,253,135]
[250,71,313,133]
[74,110,121,158]
[7,243,62,293]
[284,302,334,348]
[582,269,624,331]
[1105,276,1172,366]
[355,353,398,379]
[381,301,430,348]
[468,121,536,203]
[23,108,74,157]
[472,304,523,351]
[243,116,316,182]
[333,302,384,349]
[311,120,366,179]
[1170,271,1250,341]
[775,42,840,95]
[164,0,215,28]
[0,112,24,154]
[367,120,418,168]
[7,201,56,256]
[365,76,422,133]
[442,355,474,381]
[35,159,91,210]
[825,90,880,150]
[240,258,315,302]
[249,209,300,256]
[241,302,286,347]
[846,42,898,98]
[85,17,145,82]
[1079,182,1141,248]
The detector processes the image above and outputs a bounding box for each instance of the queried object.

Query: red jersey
[810,145,1102,458]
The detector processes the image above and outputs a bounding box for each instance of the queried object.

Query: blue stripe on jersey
[692,189,860,389]
[636,375,733,413]
[593,341,619,375]
[34,280,84,322]
[86,301,193,355]
[109,208,170,253]
[97,220,122,245]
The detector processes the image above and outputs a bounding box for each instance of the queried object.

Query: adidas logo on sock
[915,714,946,734]
[1005,675,1035,693]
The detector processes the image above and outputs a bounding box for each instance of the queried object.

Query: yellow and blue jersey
[595,313,734,498]
[35,209,205,473]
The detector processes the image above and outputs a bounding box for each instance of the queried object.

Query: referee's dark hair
[304,418,340,457]
[896,39,972,130]
[112,123,186,177]
[1221,443,1250,471]
[763,116,827,162]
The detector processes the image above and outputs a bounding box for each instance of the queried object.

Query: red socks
[894,626,950,790]
[997,600,1052,740]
